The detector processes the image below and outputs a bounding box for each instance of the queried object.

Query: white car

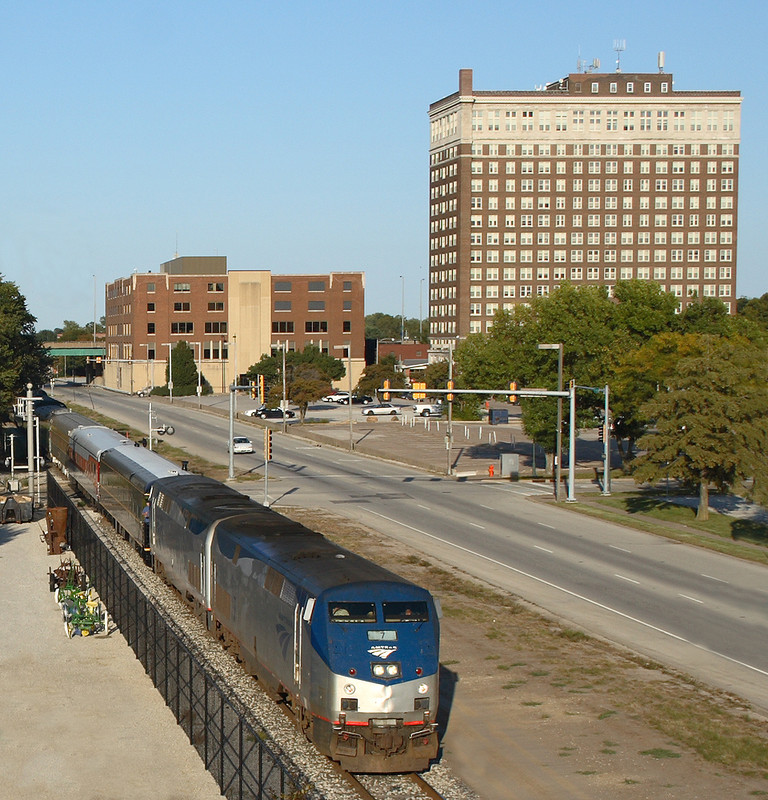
[322,391,347,402]
[227,436,254,454]
[361,403,402,416]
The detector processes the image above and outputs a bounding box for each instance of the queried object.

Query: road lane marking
[615,574,640,585]
[418,504,431,510]
[679,593,704,604]
[364,509,768,680]
[469,522,485,529]
[538,523,556,529]
[702,574,728,584]
[609,544,631,553]
[534,545,553,553]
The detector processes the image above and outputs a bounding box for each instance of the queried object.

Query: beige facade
[428,66,742,349]
[103,257,366,393]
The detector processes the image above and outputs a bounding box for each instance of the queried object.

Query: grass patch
[573,491,768,564]
[640,748,681,759]
[522,701,543,707]
[598,710,618,720]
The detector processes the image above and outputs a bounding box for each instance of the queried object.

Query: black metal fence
[48,474,306,800]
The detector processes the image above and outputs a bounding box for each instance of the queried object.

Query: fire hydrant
[488,464,495,478]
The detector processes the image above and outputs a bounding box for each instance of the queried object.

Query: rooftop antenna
[613,39,626,72]
[658,50,666,73]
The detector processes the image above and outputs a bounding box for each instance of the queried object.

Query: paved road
[52,385,768,715]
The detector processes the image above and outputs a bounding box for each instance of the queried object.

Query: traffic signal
[446,379,454,402]
[509,381,518,404]
[264,429,273,461]
[250,380,258,399]
[413,382,427,400]
[598,424,605,443]
[258,374,265,404]
[382,379,391,401]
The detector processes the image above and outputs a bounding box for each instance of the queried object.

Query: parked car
[227,436,254,454]
[321,391,347,402]
[361,403,402,417]
[413,402,443,417]
[337,394,374,405]
[136,386,152,397]
[243,405,296,419]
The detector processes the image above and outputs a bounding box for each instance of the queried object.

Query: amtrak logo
[367,645,397,659]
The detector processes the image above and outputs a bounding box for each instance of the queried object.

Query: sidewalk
[0,516,224,800]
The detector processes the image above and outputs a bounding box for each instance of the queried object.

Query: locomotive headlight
[372,664,386,677]
[343,683,356,695]
[385,663,400,677]
[418,683,429,694]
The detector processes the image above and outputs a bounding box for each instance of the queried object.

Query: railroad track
[339,767,448,800]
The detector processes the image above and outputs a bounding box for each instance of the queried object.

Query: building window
[208,302,224,311]
[308,281,325,292]
[207,282,224,292]
[272,321,294,333]
[205,322,227,334]
[343,320,351,333]
[147,323,155,334]
[274,281,292,292]
[173,302,191,312]
[174,283,191,293]
[308,300,326,311]
[305,321,328,333]
[147,303,155,312]
[171,322,194,334]
[275,301,292,312]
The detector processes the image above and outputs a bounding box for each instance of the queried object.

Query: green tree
[632,335,768,519]
[247,345,344,421]
[738,293,768,329]
[0,276,51,416]
[365,312,428,343]
[152,341,210,397]
[356,354,407,398]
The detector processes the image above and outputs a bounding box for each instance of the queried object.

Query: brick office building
[427,63,741,349]
[103,256,365,394]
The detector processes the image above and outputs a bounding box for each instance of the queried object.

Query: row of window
[467,107,735,135]
[146,302,225,312]
[274,280,355,292]
[465,159,735,176]
[462,265,733,282]
[271,321,353,334]
[469,249,733,264]
[464,212,734,228]
[146,322,228,335]
[466,231,733,245]
[464,190,735,209]
[430,142,736,160]
[274,301,354,312]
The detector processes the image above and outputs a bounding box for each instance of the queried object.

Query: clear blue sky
[1,0,764,331]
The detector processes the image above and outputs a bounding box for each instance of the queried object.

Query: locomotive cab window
[383,601,429,623]
[329,602,376,622]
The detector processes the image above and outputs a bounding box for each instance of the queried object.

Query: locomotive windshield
[383,601,429,623]
[329,602,376,622]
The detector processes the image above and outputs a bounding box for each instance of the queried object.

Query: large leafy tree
[246,345,345,421]
[365,312,428,343]
[632,335,768,519]
[356,354,407,398]
[0,276,51,417]
[152,341,210,396]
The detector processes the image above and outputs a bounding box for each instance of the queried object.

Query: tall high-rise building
[427,63,741,348]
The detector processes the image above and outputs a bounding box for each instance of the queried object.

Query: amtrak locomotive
[49,410,440,772]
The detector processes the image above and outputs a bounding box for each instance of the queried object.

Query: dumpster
[489,408,509,425]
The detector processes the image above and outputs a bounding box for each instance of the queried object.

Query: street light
[538,343,564,501]
[400,275,405,341]
[161,343,173,403]
[333,342,353,451]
